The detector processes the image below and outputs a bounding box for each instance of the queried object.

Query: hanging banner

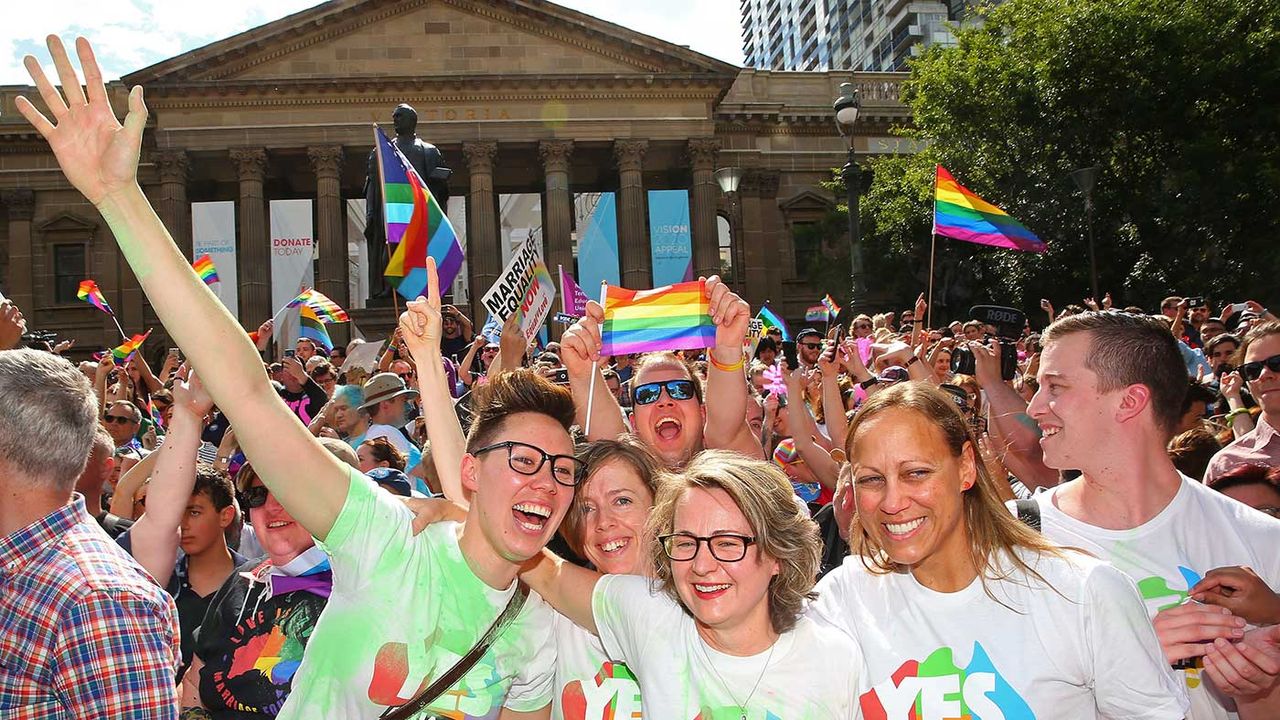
[191,201,238,318]
[576,192,619,293]
[648,189,693,286]
[480,235,556,345]
[269,199,315,350]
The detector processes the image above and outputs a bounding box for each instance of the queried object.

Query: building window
[716,214,733,282]
[791,221,819,277]
[53,244,87,305]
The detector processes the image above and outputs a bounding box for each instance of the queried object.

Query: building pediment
[123,0,738,88]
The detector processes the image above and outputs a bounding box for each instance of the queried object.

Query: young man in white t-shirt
[14,43,575,717]
[1027,310,1280,719]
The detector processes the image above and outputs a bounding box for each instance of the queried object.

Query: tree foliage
[852,0,1280,318]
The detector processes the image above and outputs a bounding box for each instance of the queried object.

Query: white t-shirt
[1034,474,1280,720]
[551,612,643,720]
[592,574,860,719]
[277,469,556,719]
[811,549,1187,720]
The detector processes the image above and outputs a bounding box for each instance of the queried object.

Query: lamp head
[833,82,860,136]
[714,167,744,194]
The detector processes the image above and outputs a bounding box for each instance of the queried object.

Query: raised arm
[520,549,602,635]
[781,365,839,490]
[702,277,762,458]
[17,36,349,539]
[108,448,161,519]
[561,303,628,439]
[819,345,849,447]
[971,340,1058,490]
[398,260,467,505]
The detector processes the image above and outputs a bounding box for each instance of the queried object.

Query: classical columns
[230,148,269,326]
[539,140,574,281]
[738,169,783,309]
[155,149,191,260]
[463,141,499,322]
[687,138,721,279]
[613,140,650,289]
[1,189,35,313]
[309,145,347,309]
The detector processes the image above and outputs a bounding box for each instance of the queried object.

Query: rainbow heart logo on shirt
[860,643,1034,720]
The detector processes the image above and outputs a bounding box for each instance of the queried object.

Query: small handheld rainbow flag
[283,288,349,323]
[374,127,464,299]
[933,166,1045,253]
[77,280,114,315]
[110,329,152,364]
[821,294,842,319]
[299,305,334,351]
[756,304,791,341]
[805,305,828,323]
[600,280,716,356]
[192,255,219,286]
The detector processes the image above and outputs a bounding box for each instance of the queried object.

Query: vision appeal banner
[191,201,238,317]
[269,199,315,349]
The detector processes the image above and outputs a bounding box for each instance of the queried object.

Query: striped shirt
[0,494,181,719]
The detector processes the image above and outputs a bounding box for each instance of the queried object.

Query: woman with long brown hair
[812,382,1188,719]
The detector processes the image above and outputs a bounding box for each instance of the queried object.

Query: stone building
[0,0,907,355]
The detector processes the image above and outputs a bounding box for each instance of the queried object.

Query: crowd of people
[3,35,1280,720]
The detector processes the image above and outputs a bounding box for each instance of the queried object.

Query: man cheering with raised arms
[17,36,575,719]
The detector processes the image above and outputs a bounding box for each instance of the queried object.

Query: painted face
[1209,340,1239,370]
[632,363,706,469]
[668,486,778,636]
[180,492,233,556]
[1028,332,1120,470]
[465,412,576,563]
[248,481,314,566]
[577,460,655,575]
[1243,334,1280,416]
[850,408,975,581]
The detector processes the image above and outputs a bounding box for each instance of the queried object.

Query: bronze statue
[364,104,451,298]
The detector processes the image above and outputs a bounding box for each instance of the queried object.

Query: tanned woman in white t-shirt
[812,382,1189,720]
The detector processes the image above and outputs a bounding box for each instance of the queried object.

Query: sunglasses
[242,484,270,510]
[104,415,135,425]
[1240,353,1280,382]
[632,379,697,405]
[397,372,415,381]
[799,342,823,350]
[854,324,872,330]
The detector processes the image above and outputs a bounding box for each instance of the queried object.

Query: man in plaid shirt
[0,348,180,718]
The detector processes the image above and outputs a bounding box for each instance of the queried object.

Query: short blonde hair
[646,450,820,634]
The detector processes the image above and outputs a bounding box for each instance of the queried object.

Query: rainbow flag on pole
[284,288,349,323]
[298,304,334,351]
[110,329,151,364]
[756,304,791,341]
[375,127,464,299]
[933,165,1045,253]
[77,280,114,315]
[600,280,716,356]
[192,255,220,286]
[821,294,842,319]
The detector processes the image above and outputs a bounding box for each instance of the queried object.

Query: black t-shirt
[276,379,328,425]
[171,550,248,676]
[440,334,472,363]
[812,502,850,580]
[194,558,329,719]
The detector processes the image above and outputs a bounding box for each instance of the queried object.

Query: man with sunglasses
[1027,311,1280,719]
[103,399,144,452]
[1207,321,1280,486]
[795,328,824,369]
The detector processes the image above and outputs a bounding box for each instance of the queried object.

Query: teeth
[885,518,924,535]
[1042,427,1060,437]
[267,521,290,529]
[694,583,731,593]
[601,539,628,552]
[656,418,680,428]
[513,503,551,518]
[517,519,544,532]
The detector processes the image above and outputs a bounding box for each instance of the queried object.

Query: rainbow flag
[599,280,715,356]
[110,329,151,364]
[933,165,1045,253]
[192,255,219,286]
[756,304,791,341]
[375,127,463,299]
[822,294,842,319]
[298,304,334,352]
[805,305,827,322]
[77,280,114,315]
[282,288,348,323]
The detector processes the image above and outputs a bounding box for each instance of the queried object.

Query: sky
[0,0,746,86]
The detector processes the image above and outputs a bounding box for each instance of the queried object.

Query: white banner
[269,199,315,349]
[191,201,238,318]
[480,235,555,345]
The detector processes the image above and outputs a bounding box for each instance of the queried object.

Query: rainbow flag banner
[756,304,791,341]
[805,305,828,322]
[110,329,151,364]
[600,280,715,356]
[192,255,220,286]
[933,165,1045,253]
[375,127,464,299]
[282,288,349,324]
[77,280,114,315]
[822,294,842,319]
[299,305,334,351]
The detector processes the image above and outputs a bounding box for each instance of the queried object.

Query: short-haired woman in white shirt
[812,382,1189,719]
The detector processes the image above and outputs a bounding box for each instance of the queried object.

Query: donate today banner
[269,199,315,349]
[191,201,238,318]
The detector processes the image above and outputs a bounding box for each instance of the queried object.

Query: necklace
[697,634,778,720]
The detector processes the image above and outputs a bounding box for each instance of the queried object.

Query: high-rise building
[741,0,961,72]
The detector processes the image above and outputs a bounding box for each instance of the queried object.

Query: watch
[859,376,880,390]
[905,356,921,367]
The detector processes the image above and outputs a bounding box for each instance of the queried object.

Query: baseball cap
[359,372,419,410]
[796,328,822,342]
[366,467,413,497]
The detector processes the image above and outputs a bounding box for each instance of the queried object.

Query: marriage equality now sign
[480,235,555,345]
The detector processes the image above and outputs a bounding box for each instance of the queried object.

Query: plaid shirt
[0,493,181,719]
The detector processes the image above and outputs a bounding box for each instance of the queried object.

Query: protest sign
[480,236,556,344]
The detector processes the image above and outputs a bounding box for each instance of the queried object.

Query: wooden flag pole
[926,233,937,330]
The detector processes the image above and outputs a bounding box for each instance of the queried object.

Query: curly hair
[559,438,663,559]
[646,449,820,634]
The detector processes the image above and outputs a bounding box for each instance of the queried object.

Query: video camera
[20,329,58,351]
[950,305,1024,382]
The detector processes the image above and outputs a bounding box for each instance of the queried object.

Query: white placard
[191,201,238,318]
[341,339,385,373]
[269,199,315,349]
[479,235,555,344]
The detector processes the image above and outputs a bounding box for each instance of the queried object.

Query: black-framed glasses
[242,485,270,510]
[659,533,756,562]
[103,415,135,425]
[632,379,696,406]
[473,440,586,487]
[1240,354,1280,382]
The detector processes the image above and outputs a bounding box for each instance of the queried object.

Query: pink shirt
[1204,414,1279,483]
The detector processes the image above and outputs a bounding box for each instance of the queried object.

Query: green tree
[860,0,1280,320]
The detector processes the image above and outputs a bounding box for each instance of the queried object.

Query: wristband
[1224,408,1252,423]
[905,356,921,367]
[859,376,880,390]
[709,353,745,373]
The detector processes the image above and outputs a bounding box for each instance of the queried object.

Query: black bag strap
[379,581,530,720]
[1015,498,1042,532]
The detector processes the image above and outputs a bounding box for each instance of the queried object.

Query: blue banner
[648,190,693,286]
[576,192,619,297]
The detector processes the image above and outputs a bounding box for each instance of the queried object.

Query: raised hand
[16,37,147,206]
[1102,292,1113,310]
[1083,297,1099,311]
[399,257,442,362]
[1221,370,1244,399]
[914,293,927,326]
[0,302,27,350]
[171,364,215,420]
[560,302,604,382]
[705,275,749,358]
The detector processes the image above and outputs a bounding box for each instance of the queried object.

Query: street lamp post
[714,167,743,286]
[1069,166,1101,300]
[834,82,866,313]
